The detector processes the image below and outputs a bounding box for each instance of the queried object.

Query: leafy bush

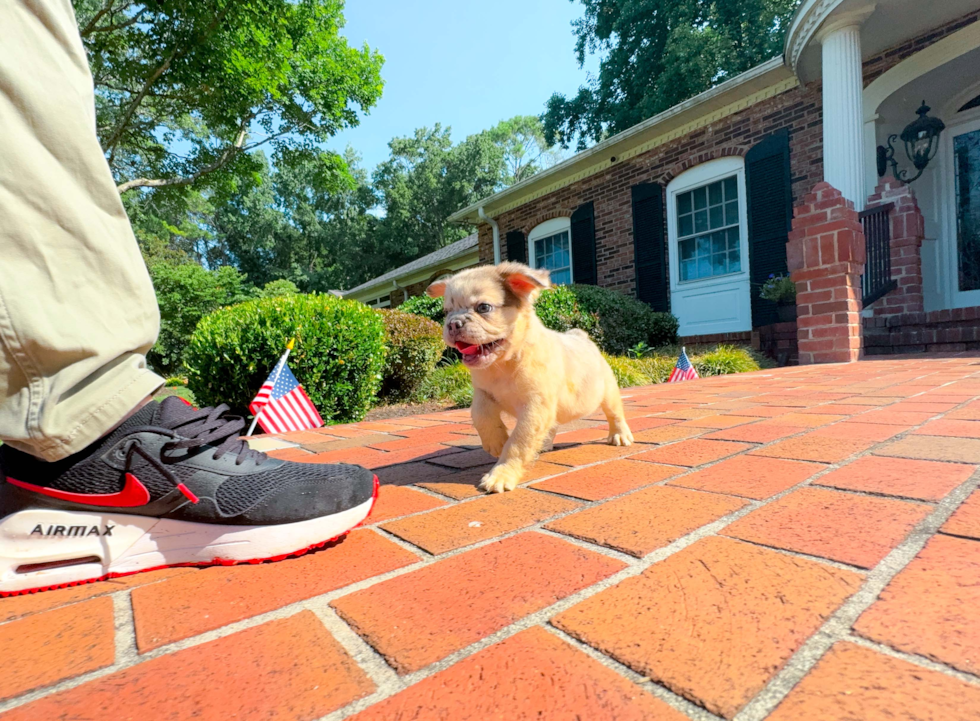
[379,310,444,400]
[595,344,766,389]
[255,279,301,298]
[398,294,445,322]
[534,285,601,340]
[759,274,796,303]
[185,294,386,424]
[412,360,473,407]
[147,261,252,375]
[535,285,677,354]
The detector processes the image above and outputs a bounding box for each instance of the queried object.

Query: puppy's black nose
[448,318,464,333]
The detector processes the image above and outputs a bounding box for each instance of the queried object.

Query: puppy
[427,262,634,494]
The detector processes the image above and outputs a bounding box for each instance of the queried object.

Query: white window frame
[528,217,573,284]
[666,158,749,290]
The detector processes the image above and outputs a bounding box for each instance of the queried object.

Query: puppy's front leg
[471,388,509,457]
[480,399,554,493]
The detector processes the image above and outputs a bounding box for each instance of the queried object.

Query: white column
[821,24,866,210]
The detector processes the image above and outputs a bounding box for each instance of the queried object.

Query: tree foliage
[544,0,799,149]
[73,0,383,193]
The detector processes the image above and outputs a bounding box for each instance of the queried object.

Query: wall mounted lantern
[877,101,946,184]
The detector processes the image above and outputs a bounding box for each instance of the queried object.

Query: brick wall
[475,11,979,322]
[756,322,800,366]
[479,83,824,299]
[863,181,925,319]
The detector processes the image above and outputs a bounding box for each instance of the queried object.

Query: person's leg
[0,1,377,596]
[0,0,163,462]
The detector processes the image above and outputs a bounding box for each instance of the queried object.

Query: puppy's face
[428,262,550,370]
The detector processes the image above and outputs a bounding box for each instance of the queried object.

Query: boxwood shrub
[379,309,444,400]
[535,284,678,354]
[397,294,445,323]
[185,294,386,424]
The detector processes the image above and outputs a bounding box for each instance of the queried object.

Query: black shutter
[631,183,669,312]
[505,229,527,264]
[745,129,793,327]
[570,202,597,285]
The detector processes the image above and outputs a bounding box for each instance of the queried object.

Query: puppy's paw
[607,426,634,447]
[481,435,506,458]
[479,466,520,494]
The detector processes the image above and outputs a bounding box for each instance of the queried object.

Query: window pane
[680,239,695,260]
[694,210,708,233]
[551,268,571,285]
[712,253,727,275]
[708,181,723,206]
[727,227,740,250]
[728,250,741,273]
[697,235,711,255]
[678,192,692,215]
[725,200,738,225]
[678,214,693,237]
[698,257,712,278]
[693,186,707,210]
[709,205,724,229]
[711,232,727,254]
[680,260,696,281]
[723,176,737,201]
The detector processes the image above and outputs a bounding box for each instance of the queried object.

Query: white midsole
[0,497,374,594]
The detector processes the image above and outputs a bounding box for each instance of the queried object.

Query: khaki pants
[0,0,163,461]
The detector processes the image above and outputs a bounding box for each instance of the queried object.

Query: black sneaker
[0,396,377,596]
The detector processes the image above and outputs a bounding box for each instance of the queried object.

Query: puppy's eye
[476,302,493,314]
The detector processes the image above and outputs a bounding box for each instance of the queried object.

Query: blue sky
[328,0,601,172]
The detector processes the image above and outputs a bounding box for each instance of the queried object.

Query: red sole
[0,474,379,598]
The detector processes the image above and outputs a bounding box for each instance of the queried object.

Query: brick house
[449,0,980,364]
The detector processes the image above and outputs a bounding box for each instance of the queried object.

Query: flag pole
[246,338,295,437]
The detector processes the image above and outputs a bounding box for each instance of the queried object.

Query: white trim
[527,217,573,283]
[938,114,980,310]
[666,158,752,337]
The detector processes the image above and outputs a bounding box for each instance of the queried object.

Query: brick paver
[722,487,932,568]
[767,642,980,721]
[814,455,975,501]
[2,613,373,721]
[331,533,624,673]
[5,356,980,720]
[349,627,685,720]
[854,534,980,675]
[552,537,861,719]
[545,485,748,557]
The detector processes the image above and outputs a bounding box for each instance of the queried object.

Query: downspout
[478,206,501,265]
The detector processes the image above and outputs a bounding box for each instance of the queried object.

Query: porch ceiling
[789,0,980,82]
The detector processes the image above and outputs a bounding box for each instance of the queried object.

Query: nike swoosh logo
[7,473,151,508]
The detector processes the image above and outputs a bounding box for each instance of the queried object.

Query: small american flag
[667,347,700,383]
[249,352,323,434]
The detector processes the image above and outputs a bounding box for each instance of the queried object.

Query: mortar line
[843,633,980,687]
[733,470,980,721]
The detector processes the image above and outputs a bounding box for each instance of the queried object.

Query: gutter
[478,206,501,265]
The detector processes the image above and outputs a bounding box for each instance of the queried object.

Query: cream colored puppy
[427,262,633,494]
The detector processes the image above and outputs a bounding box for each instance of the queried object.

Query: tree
[544,0,799,149]
[73,0,383,193]
[370,125,504,268]
[487,115,567,185]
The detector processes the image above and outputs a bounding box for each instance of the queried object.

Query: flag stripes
[248,352,323,434]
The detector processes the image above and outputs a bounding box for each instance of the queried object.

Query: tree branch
[116,119,250,193]
[79,0,124,37]
[86,9,147,36]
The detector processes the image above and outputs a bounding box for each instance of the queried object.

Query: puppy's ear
[426,281,446,298]
[498,262,550,300]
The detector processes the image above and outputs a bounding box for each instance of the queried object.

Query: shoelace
[162,404,268,465]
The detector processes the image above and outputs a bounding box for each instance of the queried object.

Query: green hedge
[185,294,386,424]
[379,309,444,401]
[535,284,677,354]
[397,294,445,323]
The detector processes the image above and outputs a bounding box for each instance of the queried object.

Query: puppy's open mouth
[456,339,504,364]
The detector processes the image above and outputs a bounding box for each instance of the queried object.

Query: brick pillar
[864,180,925,318]
[786,182,866,364]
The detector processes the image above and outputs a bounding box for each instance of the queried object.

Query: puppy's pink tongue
[456,341,480,355]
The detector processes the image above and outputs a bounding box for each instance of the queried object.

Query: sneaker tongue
[154,395,201,427]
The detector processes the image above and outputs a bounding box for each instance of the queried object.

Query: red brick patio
[3,356,980,720]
